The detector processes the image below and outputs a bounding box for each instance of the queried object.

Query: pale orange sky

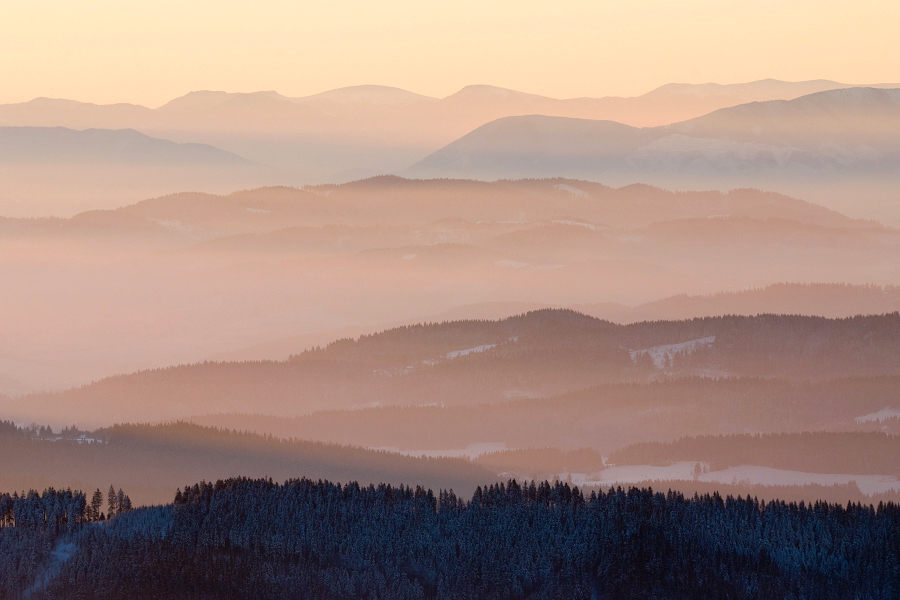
[1,0,898,107]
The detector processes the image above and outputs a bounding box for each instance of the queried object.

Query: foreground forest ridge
[2,477,898,599]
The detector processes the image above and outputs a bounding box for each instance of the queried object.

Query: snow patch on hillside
[856,407,900,423]
[447,344,496,359]
[630,336,715,368]
[553,184,589,197]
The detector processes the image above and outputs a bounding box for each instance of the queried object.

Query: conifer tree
[107,485,117,518]
[90,489,103,522]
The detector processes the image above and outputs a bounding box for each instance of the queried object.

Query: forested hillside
[0,422,493,506]
[3,477,898,599]
[13,311,900,426]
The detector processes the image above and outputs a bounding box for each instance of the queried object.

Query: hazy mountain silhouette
[0,127,283,217]
[0,126,249,164]
[411,88,900,178]
[3,80,892,133]
[3,79,898,214]
[409,88,900,223]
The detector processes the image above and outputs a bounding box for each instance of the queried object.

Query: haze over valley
[3,2,900,590]
[3,177,900,396]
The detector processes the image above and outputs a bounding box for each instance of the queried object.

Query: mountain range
[6,79,893,137]
[4,80,900,220]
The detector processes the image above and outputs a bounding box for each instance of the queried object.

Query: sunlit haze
[2,2,899,596]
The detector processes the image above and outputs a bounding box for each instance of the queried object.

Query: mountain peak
[298,85,437,106]
[443,85,553,104]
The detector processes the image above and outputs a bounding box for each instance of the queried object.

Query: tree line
[1,477,895,599]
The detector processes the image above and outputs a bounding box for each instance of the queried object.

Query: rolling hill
[9,311,900,427]
[410,88,900,180]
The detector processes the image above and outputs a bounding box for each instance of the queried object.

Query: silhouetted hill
[407,88,900,223]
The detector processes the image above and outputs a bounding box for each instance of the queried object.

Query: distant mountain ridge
[1,79,895,182]
[5,79,897,129]
[3,80,900,219]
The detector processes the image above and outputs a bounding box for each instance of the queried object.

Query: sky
[1,0,898,107]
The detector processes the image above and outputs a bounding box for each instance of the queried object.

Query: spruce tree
[107,485,117,518]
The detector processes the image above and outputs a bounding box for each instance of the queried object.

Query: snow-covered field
[551,219,602,231]
[573,461,900,496]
